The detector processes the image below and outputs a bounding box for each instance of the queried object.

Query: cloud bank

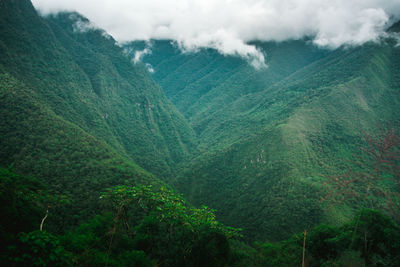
[32,0,400,67]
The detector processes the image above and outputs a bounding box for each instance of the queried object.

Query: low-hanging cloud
[32,0,400,67]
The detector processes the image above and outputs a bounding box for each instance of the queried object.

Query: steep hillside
[126,40,328,126]
[129,38,400,241]
[0,1,196,180]
[0,72,159,229]
[0,0,196,229]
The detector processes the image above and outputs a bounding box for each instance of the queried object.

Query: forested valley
[1,0,399,266]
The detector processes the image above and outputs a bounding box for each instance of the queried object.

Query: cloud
[124,42,156,72]
[132,47,152,64]
[145,63,155,73]
[68,13,95,34]
[32,0,400,67]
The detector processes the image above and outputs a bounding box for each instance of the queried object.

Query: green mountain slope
[0,0,197,229]
[0,1,196,180]
[129,38,400,241]
[126,40,328,125]
[0,72,160,228]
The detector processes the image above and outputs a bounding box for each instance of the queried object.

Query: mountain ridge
[0,0,197,230]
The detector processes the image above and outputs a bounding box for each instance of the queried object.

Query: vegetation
[127,35,400,241]
[0,0,197,181]
[0,169,241,266]
[0,0,193,232]
[0,0,399,265]
[255,209,400,266]
[2,168,399,266]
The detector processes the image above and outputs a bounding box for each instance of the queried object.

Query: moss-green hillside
[0,0,196,229]
[0,1,196,181]
[129,38,400,241]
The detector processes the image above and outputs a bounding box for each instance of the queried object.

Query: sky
[32,0,400,67]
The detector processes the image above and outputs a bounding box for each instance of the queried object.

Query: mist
[32,0,400,67]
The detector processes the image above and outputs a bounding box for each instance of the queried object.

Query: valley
[0,0,399,266]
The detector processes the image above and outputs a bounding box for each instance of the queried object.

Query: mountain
[126,40,328,129]
[0,0,197,229]
[127,36,400,241]
[1,0,400,264]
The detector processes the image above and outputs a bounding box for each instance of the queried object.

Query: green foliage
[130,38,400,241]
[0,168,70,265]
[46,12,198,177]
[0,0,197,234]
[9,231,70,266]
[0,169,240,266]
[60,213,153,266]
[99,185,239,266]
[3,174,397,266]
[307,224,343,261]
[256,209,400,267]
[0,0,196,185]
[1,0,400,265]
[254,240,301,267]
[0,72,162,232]
[346,209,400,265]
[0,168,47,237]
[54,185,241,266]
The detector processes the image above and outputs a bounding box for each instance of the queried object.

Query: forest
[0,0,399,266]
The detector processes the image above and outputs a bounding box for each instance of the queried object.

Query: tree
[10,231,70,266]
[61,185,240,266]
[322,124,400,218]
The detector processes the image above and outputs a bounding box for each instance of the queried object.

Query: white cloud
[123,42,156,72]
[68,13,95,34]
[145,63,155,73]
[133,47,152,64]
[32,0,400,67]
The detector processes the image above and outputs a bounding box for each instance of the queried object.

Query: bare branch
[40,208,49,231]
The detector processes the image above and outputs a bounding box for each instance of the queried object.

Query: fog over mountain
[32,0,400,67]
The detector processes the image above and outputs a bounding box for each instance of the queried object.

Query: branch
[40,208,49,231]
